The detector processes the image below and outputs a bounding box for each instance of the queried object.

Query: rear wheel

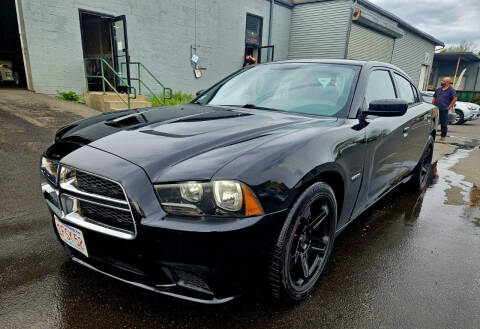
[408,137,434,191]
[269,182,336,302]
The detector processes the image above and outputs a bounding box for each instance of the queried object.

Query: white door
[418,65,427,91]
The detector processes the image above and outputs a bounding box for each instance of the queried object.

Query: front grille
[76,171,126,200]
[58,166,136,239]
[79,200,135,233]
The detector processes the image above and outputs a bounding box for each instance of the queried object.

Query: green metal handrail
[122,61,172,106]
[84,58,136,109]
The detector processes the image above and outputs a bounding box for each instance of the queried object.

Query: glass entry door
[259,45,275,63]
[111,15,131,91]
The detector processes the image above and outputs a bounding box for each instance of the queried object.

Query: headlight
[41,156,59,184]
[213,181,242,211]
[180,181,204,202]
[154,180,263,217]
[467,105,473,110]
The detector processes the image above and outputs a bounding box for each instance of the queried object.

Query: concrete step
[105,100,152,111]
[85,92,150,112]
[89,92,147,102]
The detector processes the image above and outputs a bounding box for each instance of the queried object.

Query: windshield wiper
[220,104,279,111]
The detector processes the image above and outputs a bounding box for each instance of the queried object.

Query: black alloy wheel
[419,146,433,188]
[408,136,434,192]
[269,182,336,302]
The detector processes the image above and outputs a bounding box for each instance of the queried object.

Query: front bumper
[48,205,285,303]
[43,145,287,303]
[465,110,479,121]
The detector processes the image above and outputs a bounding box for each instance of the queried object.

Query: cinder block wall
[17,0,292,95]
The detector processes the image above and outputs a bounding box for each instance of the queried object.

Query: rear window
[394,73,415,106]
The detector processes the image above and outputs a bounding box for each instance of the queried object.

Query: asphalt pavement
[1,88,479,329]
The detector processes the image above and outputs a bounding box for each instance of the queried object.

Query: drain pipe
[267,0,274,61]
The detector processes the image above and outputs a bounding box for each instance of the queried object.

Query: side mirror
[196,89,205,97]
[363,99,408,117]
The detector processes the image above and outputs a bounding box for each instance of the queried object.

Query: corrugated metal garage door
[347,23,394,63]
[288,1,352,59]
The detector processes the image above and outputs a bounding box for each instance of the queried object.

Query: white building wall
[17,0,292,95]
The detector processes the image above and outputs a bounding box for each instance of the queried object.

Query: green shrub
[149,91,195,107]
[55,90,82,103]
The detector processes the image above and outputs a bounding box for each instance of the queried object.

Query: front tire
[269,182,337,302]
[453,110,464,125]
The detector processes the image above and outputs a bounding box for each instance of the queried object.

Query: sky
[368,0,480,51]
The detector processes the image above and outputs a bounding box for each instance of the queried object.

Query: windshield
[196,63,359,117]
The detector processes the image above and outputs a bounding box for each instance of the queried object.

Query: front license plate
[55,215,88,257]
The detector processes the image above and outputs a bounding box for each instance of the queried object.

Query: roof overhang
[434,52,480,63]
[352,7,403,38]
[356,0,444,46]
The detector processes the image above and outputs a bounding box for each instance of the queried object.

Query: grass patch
[150,91,195,107]
[55,90,82,103]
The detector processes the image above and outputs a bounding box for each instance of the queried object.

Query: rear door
[392,72,431,171]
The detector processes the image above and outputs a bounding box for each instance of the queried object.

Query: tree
[440,40,478,53]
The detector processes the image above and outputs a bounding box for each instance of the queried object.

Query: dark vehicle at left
[41,60,437,304]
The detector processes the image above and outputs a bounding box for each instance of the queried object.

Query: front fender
[213,119,367,227]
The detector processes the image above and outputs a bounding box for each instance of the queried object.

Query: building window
[245,14,263,64]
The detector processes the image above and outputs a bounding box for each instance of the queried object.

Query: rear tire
[269,182,337,302]
[408,136,434,191]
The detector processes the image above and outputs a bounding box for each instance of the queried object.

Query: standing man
[432,77,457,140]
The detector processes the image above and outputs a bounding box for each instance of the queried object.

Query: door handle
[403,127,409,137]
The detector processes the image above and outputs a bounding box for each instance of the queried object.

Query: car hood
[58,104,338,182]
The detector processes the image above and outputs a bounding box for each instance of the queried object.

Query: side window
[394,73,415,106]
[365,70,396,108]
[411,84,419,103]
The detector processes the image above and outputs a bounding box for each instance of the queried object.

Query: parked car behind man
[421,91,478,125]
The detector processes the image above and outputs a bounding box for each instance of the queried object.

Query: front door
[359,69,412,209]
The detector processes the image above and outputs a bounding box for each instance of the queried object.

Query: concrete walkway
[0,88,99,124]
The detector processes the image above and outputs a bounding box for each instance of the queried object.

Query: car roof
[265,59,411,80]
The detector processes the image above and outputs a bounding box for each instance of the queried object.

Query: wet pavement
[1,89,480,328]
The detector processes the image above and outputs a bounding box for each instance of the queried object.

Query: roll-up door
[347,23,395,63]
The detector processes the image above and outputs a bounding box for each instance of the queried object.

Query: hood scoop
[105,113,147,128]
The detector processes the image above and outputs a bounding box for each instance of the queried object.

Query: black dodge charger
[41,60,437,304]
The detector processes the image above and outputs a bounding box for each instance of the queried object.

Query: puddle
[470,187,480,207]
[426,146,480,229]
[432,148,475,205]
